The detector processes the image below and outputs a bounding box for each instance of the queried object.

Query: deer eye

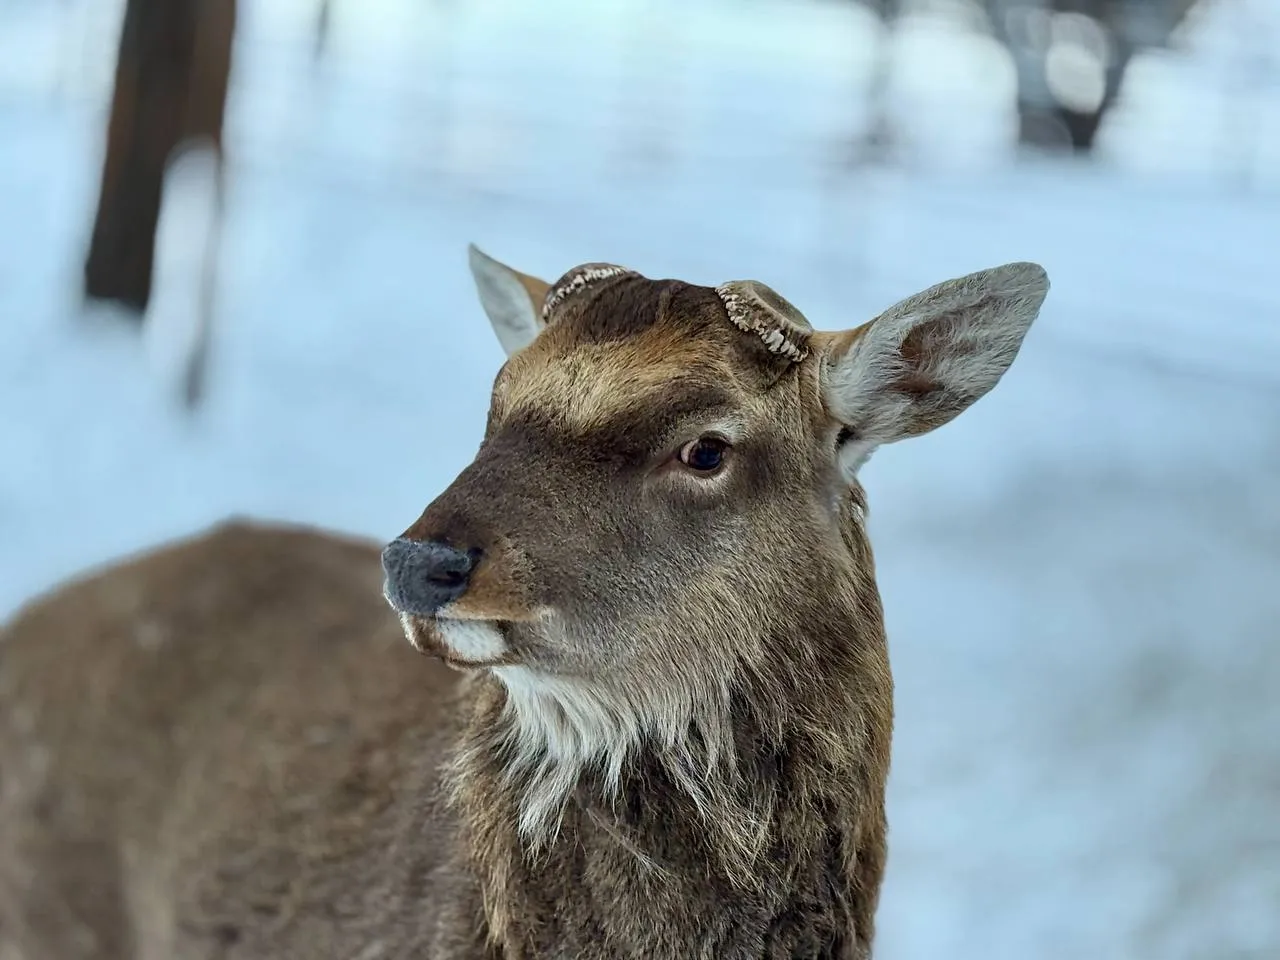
[677,436,729,475]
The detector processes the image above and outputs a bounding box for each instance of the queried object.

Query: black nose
[381,538,477,616]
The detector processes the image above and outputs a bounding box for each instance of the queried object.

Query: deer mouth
[397,612,517,670]
[438,653,510,672]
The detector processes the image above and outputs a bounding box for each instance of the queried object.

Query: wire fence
[6,0,1275,193]
[4,0,1277,389]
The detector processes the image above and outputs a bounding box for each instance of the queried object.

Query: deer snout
[381,538,477,616]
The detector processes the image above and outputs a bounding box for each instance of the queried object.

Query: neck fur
[463,664,739,854]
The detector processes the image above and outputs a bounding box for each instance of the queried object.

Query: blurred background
[1,0,1278,956]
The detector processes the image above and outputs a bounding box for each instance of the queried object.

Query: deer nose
[381,538,477,616]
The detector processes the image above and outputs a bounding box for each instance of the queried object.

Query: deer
[0,246,1049,959]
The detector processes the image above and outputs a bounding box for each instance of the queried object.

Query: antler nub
[542,264,634,321]
[715,281,811,363]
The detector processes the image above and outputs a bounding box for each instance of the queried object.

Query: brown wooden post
[83,0,236,315]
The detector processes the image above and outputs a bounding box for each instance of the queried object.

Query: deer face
[383,246,1047,746]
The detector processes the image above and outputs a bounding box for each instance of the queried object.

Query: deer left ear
[817,261,1049,477]
[467,244,551,357]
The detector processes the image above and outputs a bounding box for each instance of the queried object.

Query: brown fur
[0,522,486,958]
[0,252,1047,958]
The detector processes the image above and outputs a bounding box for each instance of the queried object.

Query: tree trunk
[84,0,236,315]
[992,0,1198,154]
[1016,38,1134,153]
[314,0,333,60]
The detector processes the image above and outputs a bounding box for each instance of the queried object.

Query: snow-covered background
[2,0,1278,956]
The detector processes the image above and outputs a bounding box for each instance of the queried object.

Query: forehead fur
[498,320,736,432]
[494,272,800,433]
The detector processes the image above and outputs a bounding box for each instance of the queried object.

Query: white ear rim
[835,436,879,480]
[467,244,544,357]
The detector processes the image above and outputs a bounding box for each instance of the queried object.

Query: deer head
[382,244,1048,839]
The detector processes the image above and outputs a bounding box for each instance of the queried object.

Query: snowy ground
[2,0,1279,957]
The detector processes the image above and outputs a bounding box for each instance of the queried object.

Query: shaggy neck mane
[445,490,891,955]
[482,666,742,847]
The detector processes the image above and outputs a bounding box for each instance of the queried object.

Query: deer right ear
[817,261,1049,478]
[467,244,552,356]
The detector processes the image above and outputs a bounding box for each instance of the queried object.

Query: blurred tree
[314,0,332,60]
[843,0,903,166]
[83,0,237,313]
[985,0,1203,153]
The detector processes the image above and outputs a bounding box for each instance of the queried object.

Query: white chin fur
[435,619,508,662]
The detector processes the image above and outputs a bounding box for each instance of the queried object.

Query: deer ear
[818,262,1049,477]
[467,245,552,356]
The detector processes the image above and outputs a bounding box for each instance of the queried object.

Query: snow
[2,0,1279,956]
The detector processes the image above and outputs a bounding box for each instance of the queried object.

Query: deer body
[0,523,479,957]
[0,249,1048,958]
